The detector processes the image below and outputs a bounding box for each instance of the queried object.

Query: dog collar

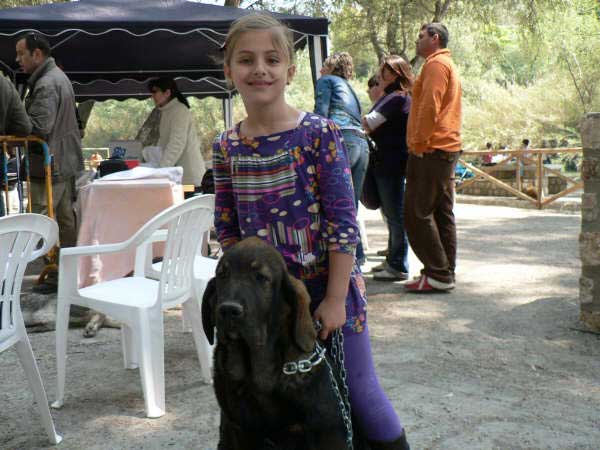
[282,342,326,375]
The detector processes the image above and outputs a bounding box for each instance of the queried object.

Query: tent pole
[223,96,233,130]
[308,35,329,88]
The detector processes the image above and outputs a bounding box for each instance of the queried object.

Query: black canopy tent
[0,0,329,126]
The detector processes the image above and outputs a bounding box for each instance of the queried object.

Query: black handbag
[199,168,214,194]
[98,157,129,178]
[360,137,381,210]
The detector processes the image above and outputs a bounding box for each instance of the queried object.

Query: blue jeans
[342,130,369,263]
[374,174,409,274]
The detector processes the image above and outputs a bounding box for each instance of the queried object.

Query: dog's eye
[254,272,270,283]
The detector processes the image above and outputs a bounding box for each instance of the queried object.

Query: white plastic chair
[146,195,218,384]
[52,195,214,418]
[0,214,62,445]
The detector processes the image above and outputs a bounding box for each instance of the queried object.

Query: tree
[332,0,454,67]
[0,0,67,7]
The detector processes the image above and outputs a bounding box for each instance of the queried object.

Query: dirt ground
[1,203,599,450]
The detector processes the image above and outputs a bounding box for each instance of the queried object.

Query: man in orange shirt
[404,23,462,292]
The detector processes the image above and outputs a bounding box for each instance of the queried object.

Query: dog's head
[202,237,316,355]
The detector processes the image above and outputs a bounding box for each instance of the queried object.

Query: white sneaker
[373,268,409,281]
[405,274,455,292]
[371,262,387,272]
[427,276,455,290]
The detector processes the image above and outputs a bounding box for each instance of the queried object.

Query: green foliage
[461,72,581,150]
[329,4,380,77]
[0,0,66,7]
[435,0,600,147]
[286,50,318,113]
[10,0,600,154]
[83,96,226,161]
[83,100,152,149]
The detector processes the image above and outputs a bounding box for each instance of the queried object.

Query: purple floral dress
[213,113,367,334]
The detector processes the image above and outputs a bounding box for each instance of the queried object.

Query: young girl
[213,13,410,450]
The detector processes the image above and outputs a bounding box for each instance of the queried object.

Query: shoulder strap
[340,78,362,122]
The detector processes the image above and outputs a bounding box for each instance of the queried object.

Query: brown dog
[202,237,351,450]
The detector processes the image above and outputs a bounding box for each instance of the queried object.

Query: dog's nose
[217,302,244,320]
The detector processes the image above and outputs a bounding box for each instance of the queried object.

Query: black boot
[367,432,410,450]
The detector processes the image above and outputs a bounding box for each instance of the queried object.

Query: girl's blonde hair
[223,12,295,66]
[323,52,354,80]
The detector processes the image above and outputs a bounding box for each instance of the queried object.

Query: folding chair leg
[52,300,71,410]
[136,308,165,418]
[181,312,191,332]
[182,298,213,384]
[15,334,63,445]
[121,324,138,369]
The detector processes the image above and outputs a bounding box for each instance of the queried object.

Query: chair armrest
[132,229,168,277]
[149,229,168,243]
[60,241,131,258]
[31,242,55,261]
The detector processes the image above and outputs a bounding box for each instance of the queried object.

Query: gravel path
[1,204,598,450]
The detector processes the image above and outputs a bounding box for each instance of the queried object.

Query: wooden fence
[457,148,582,209]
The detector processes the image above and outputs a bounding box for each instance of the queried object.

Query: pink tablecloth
[77,179,183,287]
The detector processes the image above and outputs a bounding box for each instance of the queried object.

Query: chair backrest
[132,195,214,308]
[0,214,58,348]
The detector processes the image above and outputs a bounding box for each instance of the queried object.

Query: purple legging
[341,324,404,442]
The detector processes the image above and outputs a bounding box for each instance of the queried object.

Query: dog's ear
[202,277,217,345]
[283,273,317,353]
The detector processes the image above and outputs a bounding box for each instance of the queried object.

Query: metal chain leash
[328,328,353,450]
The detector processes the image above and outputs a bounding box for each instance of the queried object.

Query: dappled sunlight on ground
[2,204,598,449]
[362,204,598,449]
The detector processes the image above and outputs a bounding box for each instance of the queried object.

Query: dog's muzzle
[217,301,244,320]
[216,301,245,341]
[216,302,245,338]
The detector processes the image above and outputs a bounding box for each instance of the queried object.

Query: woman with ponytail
[147,77,205,194]
[362,56,414,281]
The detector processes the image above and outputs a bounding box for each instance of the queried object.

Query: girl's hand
[313,296,346,341]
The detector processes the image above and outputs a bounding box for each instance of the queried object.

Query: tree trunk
[224,0,241,7]
[409,0,453,70]
[351,0,455,67]
[361,1,386,63]
[580,113,600,332]
[433,0,452,22]
[385,8,401,55]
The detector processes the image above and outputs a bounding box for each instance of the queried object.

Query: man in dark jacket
[1,74,32,216]
[16,32,83,291]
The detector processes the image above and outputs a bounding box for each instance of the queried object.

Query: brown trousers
[404,151,460,284]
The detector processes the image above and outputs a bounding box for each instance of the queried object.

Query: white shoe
[427,276,455,290]
[405,274,455,291]
[373,268,409,281]
[371,262,387,272]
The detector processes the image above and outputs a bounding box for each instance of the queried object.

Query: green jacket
[25,57,83,178]
[0,74,31,136]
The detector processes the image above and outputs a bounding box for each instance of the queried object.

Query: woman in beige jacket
[148,78,206,193]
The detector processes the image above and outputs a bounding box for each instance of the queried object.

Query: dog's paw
[83,313,105,338]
